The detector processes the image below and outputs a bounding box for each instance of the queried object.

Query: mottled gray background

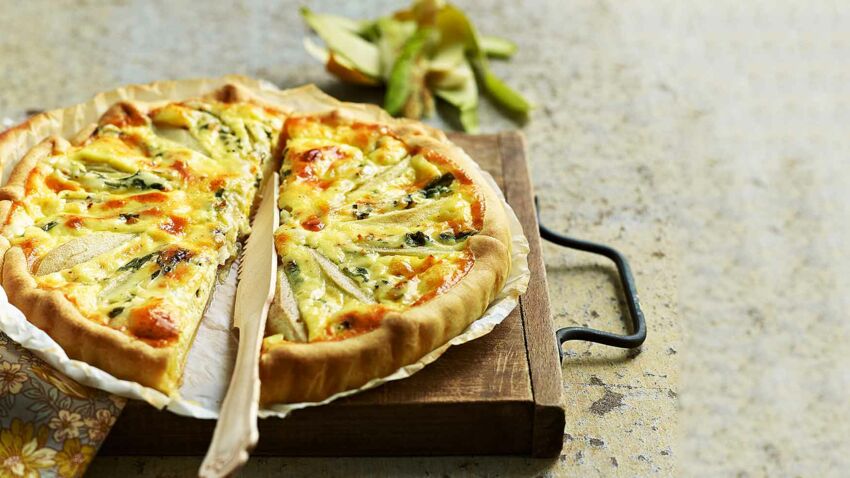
[2,0,849,476]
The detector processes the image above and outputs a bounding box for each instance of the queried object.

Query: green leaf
[118,251,157,272]
[301,7,381,78]
[384,28,433,115]
[480,35,517,58]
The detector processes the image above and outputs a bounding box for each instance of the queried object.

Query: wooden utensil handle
[198,318,265,476]
[199,174,278,477]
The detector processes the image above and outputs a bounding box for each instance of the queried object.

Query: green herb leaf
[40,221,58,232]
[404,231,430,247]
[439,230,475,243]
[154,248,193,277]
[118,252,156,272]
[284,260,302,285]
[344,266,371,282]
[352,203,372,220]
[422,172,455,197]
[104,171,168,191]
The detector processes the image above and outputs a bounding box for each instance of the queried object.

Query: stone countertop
[2,0,848,476]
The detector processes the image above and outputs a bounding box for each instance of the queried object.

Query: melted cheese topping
[3,99,285,351]
[3,102,483,366]
[267,114,482,343]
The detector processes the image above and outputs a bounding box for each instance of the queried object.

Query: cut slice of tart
[260,112,512,404]
[0,87,286,394]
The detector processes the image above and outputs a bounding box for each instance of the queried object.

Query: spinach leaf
[352,203,372,220]
[156,248,193,275]
[404,231,429,247]
[284,260,302,285]
[439,230,475,243]
[118,252,156,272]
[422,173,455,198]
[132,177,163,190]
[344,266,370,282]
[104,171,167,191]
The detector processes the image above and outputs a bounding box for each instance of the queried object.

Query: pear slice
[154,125,207,155]
[384,28,432,116]
[309,249,374,304]
[36,232,134,276]
[480,35,518,58]
[351,197,448,225]
[348,158,411,195]
[301,7,381,79]
[304,37,381,87]
[427,43,467,88]
[433,58,479,133]
[376,17,417,79]
[363,246,459,257]
[267,267,308,342]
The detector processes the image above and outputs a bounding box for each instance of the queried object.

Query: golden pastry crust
[259,233,510,403]
[0,76,512,401]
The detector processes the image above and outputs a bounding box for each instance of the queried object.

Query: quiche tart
[0,77,512,403]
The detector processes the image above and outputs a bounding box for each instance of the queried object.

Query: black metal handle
[534,197,647,361]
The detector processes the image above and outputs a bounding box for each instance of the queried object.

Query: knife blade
[199,173,279,478]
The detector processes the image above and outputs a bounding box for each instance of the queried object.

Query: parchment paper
[0,77,531,419]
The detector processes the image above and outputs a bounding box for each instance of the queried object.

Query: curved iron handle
[534,197,647,361]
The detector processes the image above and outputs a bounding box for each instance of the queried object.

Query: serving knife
[199,173,279,478]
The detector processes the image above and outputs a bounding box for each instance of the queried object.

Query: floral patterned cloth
[0,332,125,478]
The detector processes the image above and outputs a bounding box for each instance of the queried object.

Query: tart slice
[0,88,285,393]
[260,112,511,404]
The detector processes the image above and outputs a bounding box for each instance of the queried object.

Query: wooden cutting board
[99,132,565,458]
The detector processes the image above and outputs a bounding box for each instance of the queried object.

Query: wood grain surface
[99,132,565,457]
